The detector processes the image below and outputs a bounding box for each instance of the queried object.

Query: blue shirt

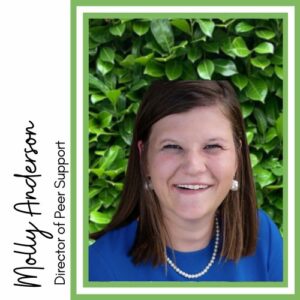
[89,210,283,281]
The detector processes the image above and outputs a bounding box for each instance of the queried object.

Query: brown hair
[92,80,258,265]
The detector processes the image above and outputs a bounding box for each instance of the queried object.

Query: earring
[231,179,239,191]
[144,178,153,190]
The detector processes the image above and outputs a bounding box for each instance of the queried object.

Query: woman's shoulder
[255,208,283,281]
[256,208,283,262]
[89,219,139,281]
[257,208,282,238]
[89,219,138,256]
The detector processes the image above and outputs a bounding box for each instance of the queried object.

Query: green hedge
[88,18,283,236]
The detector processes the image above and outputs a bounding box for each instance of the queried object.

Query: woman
[89,80,283,281]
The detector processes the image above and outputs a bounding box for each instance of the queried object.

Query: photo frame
[72,0,296,299]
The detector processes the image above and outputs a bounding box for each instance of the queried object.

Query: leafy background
[88,18,283,237]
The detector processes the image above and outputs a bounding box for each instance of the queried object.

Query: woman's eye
[162,144,182,150]
[205,144,222,150]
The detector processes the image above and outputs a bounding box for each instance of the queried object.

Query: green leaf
[170,40,188,52]
[144,60,165,77]
[89,47,98,57]
[106,180,124,191]
[260,65,274,78]
[271,47,283,65]
[265,99,278,125]
[187,46,202,63]
[105,166,126,180]
[241,102,254,118]
[119,116,134,145]
[276,86,283,98]
[266,184,283,191]
[98,111,113,128]
[89,74,109,94]
[261,158,282,175]
[165,60,183,80]
[256,189,264,207]
[235,21,254,33]
[89,187,101,200]
[106,89,121,107]
[255,29,276,40]
[231,37,251,57]
[100,47,115,64]
[253,107,267,134]
[150,19,174,52]
[246,129,255,144]
[119,54,136,68]
[253,165,276,188]
[155,53,176,63]
[130,79,148,92]
[197,19,215,37]
[274,199,283,210]
[89,121,106,137]
[133,21,150,36]
[144,40,164,56]
[213,59,237,76]
[275,65,283,80]
[221,37,236,58]
[100,145,123,171]
[250,153,259,168]
[171,19,191,35]
[90,93,106,104]
[197,59,214,80]
[116,68,132,84]
[254,42,274,54]
[89,26,113,44]
[250,56,271,70]
[276,114,283,140]
[135,53,154,65]
[245,77,268,102]
[99,189,119,207]
[262,139,278,154]
[263,207,275,220]
[231,74,248,91]
[109,23,126,37]
[182,60,197,80]
[201,41,219,54]
[265,127,278,143]
[96,58,113,75]
[90,211,112,224]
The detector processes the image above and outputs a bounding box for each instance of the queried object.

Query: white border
[76,6,295,295]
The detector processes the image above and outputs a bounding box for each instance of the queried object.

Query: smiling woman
[89,80,283,281]
[140,105,238,253]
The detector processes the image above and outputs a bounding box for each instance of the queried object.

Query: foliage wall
[88,18,283,236]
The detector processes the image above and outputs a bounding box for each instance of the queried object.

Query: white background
[0,0,70,299]
[0,1,295,298]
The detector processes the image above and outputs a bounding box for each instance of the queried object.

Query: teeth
[176,184,208,190]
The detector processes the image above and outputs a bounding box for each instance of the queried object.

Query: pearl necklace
[166,217,220,279]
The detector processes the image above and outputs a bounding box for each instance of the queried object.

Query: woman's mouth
[173,184,212,194]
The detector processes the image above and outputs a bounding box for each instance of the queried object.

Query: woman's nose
[181,150,207,175]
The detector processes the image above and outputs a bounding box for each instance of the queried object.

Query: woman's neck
[163,213,215,252]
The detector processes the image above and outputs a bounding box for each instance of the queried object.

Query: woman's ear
[137,140,143,159]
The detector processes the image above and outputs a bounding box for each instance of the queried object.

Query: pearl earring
[144,178,153,190]
[231,179,239,191]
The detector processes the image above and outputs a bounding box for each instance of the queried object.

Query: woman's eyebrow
[157,137,229,146]
[158,138,179,145]
[206,137,228,143]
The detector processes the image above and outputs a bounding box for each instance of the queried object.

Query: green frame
[71,0,298,299]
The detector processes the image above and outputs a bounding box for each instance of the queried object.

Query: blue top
[89,210,283,281]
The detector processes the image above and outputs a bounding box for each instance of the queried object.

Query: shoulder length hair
[92,80,258,265]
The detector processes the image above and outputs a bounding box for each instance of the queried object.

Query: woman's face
[144,105,238,223]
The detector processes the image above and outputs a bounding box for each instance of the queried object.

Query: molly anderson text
[13,121,53,287]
